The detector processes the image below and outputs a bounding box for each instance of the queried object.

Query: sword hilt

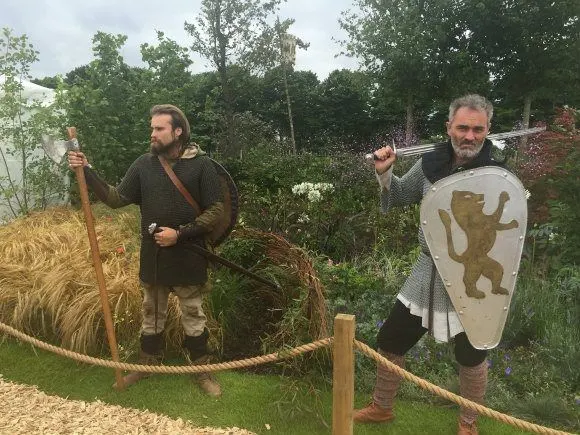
[148,223,162,235]
[365,140,397,163]
[364,152,380,162]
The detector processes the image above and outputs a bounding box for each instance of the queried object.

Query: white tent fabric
[0,76,56,106]
[0,77,67,222]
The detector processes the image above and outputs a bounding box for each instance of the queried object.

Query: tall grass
[504,262,580,388]
[0,206,328,363]
[0,206,142,354]
[318,246,580,431]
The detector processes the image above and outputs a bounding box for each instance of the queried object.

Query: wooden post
[332,314,355,435]
[68,127,125,390]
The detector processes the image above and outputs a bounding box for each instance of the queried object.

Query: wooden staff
[67,127,125,390]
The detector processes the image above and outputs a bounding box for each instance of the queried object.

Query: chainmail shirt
[89,151,223,286]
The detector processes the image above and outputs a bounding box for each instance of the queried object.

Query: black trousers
[377,300,487,367]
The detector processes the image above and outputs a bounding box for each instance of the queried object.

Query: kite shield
[420,166,527,349]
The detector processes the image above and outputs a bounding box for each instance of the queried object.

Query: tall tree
[0,28,67,218]
[249,17,309,153]
[258,68,323,151]
[140,31,195,111]
[63,32,149,182]
[184,0,285,157]
[340,0,487,144]
[318,69,374,151]
[466,0,580,144]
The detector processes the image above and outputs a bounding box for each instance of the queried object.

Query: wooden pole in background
[332,313,355,435]
[68,127,125,390]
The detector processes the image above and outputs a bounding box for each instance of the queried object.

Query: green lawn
[0,338,529,434]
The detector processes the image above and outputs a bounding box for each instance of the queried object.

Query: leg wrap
[459,361,488,425]
[372,349,405,411]
[140,332,164,356]
[183,328,209,361]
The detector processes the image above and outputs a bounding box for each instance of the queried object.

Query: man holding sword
[354,94,513,435]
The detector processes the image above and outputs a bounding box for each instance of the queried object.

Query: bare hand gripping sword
[364,126,545,161]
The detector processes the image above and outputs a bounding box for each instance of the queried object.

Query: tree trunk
[405,93,414,146]
[282,64,296,154]
[215,5,238,158]
[218,69,237,159]
[519,94,532,151]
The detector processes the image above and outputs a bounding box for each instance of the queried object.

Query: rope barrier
[0,321,574,434]
[0,322,331,373]
[354,340,573,435]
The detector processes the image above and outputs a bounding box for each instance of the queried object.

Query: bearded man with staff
[68,104,226,397]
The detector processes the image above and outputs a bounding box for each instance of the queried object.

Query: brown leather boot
[192,355,221,397]
[458,419,479,435]
[353,402,394,423]
[354,350,403,424]
[183,330,221,397]
[113,350,161,389]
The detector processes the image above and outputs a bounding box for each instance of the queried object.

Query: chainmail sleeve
[83,166,133,208]
[380,159,425,213]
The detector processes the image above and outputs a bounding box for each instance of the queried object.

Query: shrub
[225,145,419,260]
[210,228,328,363]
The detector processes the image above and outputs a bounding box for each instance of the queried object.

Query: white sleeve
[375,166,393,190]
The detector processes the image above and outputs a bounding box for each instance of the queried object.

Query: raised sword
[364,126,546,161]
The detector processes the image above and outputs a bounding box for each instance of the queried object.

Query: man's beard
[450,138,484,160]
[150,138,180,156]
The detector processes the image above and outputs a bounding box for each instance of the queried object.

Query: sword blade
[365,126,546,161]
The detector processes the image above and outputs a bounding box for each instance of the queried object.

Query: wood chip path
[0,377,255,434]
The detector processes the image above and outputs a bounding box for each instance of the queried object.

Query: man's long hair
[150,104,191,151]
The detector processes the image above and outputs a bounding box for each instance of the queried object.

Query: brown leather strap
[158,155,201,215]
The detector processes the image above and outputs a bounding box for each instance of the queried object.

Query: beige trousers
[141,283,207,336]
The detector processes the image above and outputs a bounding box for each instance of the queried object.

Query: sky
[3,0,361,82]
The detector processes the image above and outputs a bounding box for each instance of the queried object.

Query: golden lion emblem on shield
[438,190,519,299]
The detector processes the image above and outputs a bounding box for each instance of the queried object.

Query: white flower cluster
[525,189,531,200]
[297,212,310,223]
[291,182,334,202]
